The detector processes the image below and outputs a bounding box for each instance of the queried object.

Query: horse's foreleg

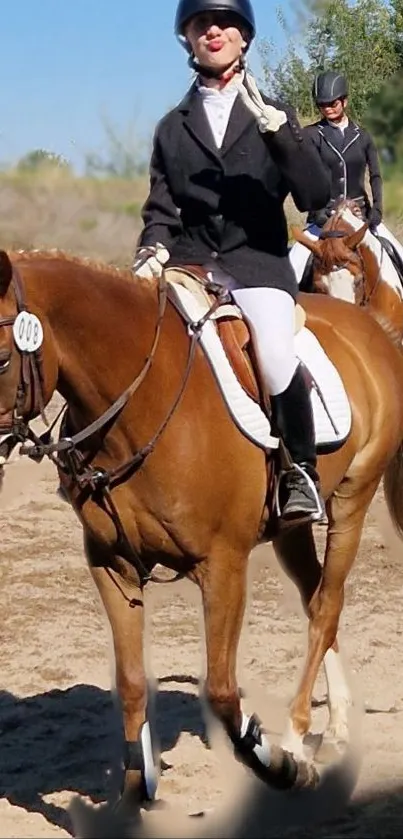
[282,481,378,757]
[85,535,158,808]
[198,547,318,790]
[273,524,355,757]
[272,523,326,758]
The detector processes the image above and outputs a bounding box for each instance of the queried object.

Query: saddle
[165,265,307,404]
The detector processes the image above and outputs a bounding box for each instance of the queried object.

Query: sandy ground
[0,394,403,838]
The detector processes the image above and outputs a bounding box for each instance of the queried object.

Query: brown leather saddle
[165,264,306,406]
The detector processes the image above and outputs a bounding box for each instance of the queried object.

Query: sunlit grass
[0,165,401,263]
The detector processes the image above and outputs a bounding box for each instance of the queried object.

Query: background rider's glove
[310,207,333,228]
[132,243,170,279]
[368,205,382,231]
[235,72,287,134]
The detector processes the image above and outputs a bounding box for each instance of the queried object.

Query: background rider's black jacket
[304,118,382,226]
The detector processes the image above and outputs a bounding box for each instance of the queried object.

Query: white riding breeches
[204,264,298,398]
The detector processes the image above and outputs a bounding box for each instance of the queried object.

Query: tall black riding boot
[270,363,325,523]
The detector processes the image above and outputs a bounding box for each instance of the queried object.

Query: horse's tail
[384,440,403,538]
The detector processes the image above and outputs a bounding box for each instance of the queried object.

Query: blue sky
[1,0,305,172]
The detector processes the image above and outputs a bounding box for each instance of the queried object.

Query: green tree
[389,0,403,64]
[365,69,403,162]
[16,148,71,173]
[259,17,317,120]
[84,116,149,179]
[258,0,399,122]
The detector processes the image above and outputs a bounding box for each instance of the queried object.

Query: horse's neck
[360,235,401,297]
[21,257,158,419]
[358,241,403,344]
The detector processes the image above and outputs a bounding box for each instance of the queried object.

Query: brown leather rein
[0,265,229,586]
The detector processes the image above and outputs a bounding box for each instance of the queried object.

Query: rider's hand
[132,243,170,279]
[311,207,333,228]
[368,206,382,231]
[235,72,287,134]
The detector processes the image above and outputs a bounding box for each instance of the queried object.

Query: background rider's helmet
[174,0,256,50]
[312,71,349,105]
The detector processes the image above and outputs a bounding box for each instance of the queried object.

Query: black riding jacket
[304,118,382,225]
[137,81,331,298]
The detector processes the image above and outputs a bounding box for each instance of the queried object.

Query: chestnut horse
[291,199,403,346]
[1,248,403,809]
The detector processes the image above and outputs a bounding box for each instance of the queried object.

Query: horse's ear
[291,227,322,256]
[0,251,12,297]
[345,223,368,251]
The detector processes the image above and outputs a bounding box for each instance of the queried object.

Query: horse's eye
[0,351,11,374]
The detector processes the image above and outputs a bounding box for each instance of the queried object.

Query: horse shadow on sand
[0,675,207,836]
[2,678,401,838]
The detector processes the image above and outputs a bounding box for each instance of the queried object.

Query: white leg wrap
[240,713,271,768]
[140,721,158,800]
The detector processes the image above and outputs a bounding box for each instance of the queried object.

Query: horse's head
[292,217,369,304]
[0,250,56,446]
[0,251,25,435]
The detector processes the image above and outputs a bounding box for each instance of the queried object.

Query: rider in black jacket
[306,71,382,229]
[133,0,332,523]
[289,70,403,283]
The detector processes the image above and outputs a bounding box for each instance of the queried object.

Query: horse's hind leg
[84,534,158,808]
[277,480,379,759]
[197,545,318,790]
[273,523,352,759]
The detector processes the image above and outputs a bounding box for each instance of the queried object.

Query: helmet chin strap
[188,52,245,83]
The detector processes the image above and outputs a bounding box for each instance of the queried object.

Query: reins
[0,266,229,586]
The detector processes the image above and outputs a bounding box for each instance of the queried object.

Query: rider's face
[185,11,247,70]
[319,97,347,121]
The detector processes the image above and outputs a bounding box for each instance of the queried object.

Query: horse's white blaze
[341,207,403,299]
[322,268,356,302]
[323,648,352,741]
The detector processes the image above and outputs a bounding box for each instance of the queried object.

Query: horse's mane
[372,311,403,349]
[11,247,131,281]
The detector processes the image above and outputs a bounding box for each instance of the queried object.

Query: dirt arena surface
[0,394,402,837]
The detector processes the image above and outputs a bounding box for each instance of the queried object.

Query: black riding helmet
[175,0,256,44]
[312,71,348,105]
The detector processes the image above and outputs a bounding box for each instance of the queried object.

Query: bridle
[0,266,48,439]
[316,227,382,307]
[0,261,229,586]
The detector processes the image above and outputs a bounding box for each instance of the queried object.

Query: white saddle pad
[168,281,351,453]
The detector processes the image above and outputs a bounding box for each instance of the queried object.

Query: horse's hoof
[142,797,168,811]
[294,759,320,789]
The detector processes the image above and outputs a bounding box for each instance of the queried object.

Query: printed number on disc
[13,312,44,352]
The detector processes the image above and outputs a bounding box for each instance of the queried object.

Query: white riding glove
[132,243,170,279]
[235,72,287,134]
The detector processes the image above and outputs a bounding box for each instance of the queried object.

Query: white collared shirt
[197,74,241,148]
[326,115,349,135]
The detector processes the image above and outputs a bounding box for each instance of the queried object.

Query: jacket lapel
[319,120,345,153]
[341,121,360,152]
[220,94,255,156]
[319,119,360,155]
[179,84,222,164]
